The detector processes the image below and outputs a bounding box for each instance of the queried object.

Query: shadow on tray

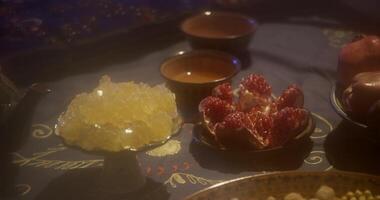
[189,124,313,174]
[324,120,380,175]
[35,167,170,200]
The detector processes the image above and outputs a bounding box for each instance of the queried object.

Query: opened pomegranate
[199,74,310,150]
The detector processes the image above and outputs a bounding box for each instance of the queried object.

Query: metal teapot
[0,68,50,150]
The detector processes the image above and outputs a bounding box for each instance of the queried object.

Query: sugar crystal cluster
[57,75,179,152]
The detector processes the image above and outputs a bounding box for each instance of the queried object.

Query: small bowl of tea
[160,50,240,121]
[181,11,257,54]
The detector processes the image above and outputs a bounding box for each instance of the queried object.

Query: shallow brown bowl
[160,50,240,120]
[185,171,380,200]
[330,82,380,141]
[181,11,257,54]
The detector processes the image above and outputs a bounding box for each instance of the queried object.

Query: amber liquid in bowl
[173,71,221,83]
[162,54,237,84]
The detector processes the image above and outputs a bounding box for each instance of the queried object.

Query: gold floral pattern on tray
[165,172,223,188]
[304,150,326,165]
[311,113,334,139]
[15,184,32,196]
[32,123,53,139]
[146,139,182,157]
[304,150,333,171]
[12,145,103,170]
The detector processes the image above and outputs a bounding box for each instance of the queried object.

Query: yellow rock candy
[57,75,180,152]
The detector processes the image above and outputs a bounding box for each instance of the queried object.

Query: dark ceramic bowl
[160,50,240,120]
[193,112,315,155]
[181,11,257,54]
[331,82,380,142]
[330,82,368,128]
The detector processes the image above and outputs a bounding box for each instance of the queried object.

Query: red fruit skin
[367,100,380,131]
[276,84,304,110]
[223,112,246,129]
[199,96,233,124]
[271,107,308,146]
[338,35,380,87]
[212,83,233,103]
[215,112,253,150]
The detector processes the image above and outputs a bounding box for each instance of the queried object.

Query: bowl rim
[160,50,241,86]
[184,170,380,200]
[193,110,315,153]
[180,11,257,40]
[55,113,183,154]
[330,82,368,128]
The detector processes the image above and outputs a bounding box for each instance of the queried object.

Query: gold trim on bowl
[185,171,380,200]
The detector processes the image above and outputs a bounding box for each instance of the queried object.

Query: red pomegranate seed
[212,83,233,103]
[271,107,308,146]
[240,74,272,96]
[199,96,233,123]
[276,84,304,110]
[223,112,246,130]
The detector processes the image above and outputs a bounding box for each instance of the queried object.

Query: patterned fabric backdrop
[0,0,215,55]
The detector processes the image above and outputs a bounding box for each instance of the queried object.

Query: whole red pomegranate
[338,35,380,87]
